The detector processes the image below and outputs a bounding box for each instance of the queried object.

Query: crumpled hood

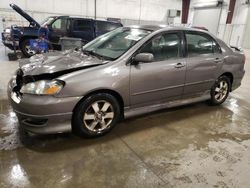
[19,50,107,76]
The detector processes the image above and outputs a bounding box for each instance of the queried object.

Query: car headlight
[5,28,11,33]
[20,80,64,95]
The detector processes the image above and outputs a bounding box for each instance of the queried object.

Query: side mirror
[133,53,154,63]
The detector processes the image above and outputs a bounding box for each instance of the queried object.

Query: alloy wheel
[25,44,36,56]
[214,80,229,102]
[83,100,114,132]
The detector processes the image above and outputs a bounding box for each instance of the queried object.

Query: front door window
[140,32,182,61]
[51,18,67,31]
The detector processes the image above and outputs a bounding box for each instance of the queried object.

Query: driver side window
[51,18,67,31]
[140,32,181,62]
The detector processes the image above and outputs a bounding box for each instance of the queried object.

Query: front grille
[23,118,48,127]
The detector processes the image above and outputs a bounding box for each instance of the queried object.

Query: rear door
[70,19,94,43]
[183,31,223,97]
[130,31,186,107]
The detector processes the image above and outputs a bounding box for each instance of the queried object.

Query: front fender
[57,62,130,106]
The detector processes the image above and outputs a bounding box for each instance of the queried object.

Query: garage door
[193,8,221,35]
[243,10,250,49]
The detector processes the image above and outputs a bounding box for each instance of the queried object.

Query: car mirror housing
[133,53,154,63]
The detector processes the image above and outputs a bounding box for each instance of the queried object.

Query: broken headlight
[20,80,64,95]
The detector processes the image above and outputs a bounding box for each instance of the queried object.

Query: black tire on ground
[210,76,231,105]
[72,93,121,138]
[20,39,36,57]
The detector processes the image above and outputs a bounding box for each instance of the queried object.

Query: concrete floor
[0,44,250,188]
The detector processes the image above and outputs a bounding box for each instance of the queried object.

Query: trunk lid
[230,45,246,64]
[230,45,243,52]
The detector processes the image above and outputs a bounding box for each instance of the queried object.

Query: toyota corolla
[8,25,245,137]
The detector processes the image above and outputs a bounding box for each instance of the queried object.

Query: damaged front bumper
[7,77,81,134]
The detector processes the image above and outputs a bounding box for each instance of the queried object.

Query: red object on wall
[182,0,191,24]
[226,0,236,24]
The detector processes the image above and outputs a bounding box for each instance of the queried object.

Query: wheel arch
[219,72,234,91]
[73,89,125,119]
[19,36,37,47]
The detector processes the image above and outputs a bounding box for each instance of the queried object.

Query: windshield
[82,27,152,60]
[40,17,55,27]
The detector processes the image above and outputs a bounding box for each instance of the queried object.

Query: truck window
[96,21,121,32]
[51,18,67,31]
[73,20,92,32]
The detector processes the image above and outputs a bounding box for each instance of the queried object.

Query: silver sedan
[8,26,246,137]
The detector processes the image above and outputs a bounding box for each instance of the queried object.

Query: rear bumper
[8,79,81,134]
[231,70,245,91]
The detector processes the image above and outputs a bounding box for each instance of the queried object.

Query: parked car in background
[8,26,245,137]
[1,4,122,57]
[192,26,209,31]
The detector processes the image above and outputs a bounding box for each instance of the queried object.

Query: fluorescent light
[193,1,220,8]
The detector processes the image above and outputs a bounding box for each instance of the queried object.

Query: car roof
[54,16,121,24]
[128,25,209,33]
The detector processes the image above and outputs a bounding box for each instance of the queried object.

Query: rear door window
[186,32,221,57]
[73,19,92,32]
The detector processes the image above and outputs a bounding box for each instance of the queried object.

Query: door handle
[175,62,185,68]
[214,58,222,63]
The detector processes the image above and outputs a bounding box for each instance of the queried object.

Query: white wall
[188,0,230,33]
[243,8,250,49]
[0,0,182,33]
[229,1,249,47]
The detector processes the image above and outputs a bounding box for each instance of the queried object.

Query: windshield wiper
[82,49,91,56]
[82,50,114,61]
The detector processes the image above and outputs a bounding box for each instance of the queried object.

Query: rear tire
[210,76,231,105]
[72,93,121,138]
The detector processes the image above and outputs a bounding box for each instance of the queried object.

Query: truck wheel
[72,93,121,138]
[20,39,36,57]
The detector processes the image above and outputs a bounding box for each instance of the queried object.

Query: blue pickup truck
[1,4,122,57]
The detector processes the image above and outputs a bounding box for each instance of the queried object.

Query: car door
[48,17,69,46]
[130,31,186,107]
[70,19,95,44]
[183,31,223,97]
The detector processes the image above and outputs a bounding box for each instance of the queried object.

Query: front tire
[20,39,36,57]
[210,76,231,105]
[72,93,121,138]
